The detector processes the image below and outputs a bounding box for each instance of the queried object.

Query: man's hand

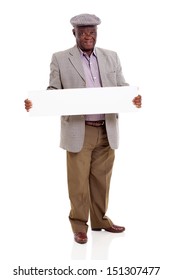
[132,95,142,108]
[24,99,32,112]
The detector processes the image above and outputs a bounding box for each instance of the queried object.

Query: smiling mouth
[84,41,93,45]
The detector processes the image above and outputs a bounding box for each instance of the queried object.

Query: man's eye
[79,32,96,37]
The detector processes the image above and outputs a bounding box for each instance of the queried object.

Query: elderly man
[25,13,141,244]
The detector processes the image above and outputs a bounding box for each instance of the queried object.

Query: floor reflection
[71,231,125,260]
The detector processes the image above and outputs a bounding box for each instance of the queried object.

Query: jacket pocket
[106,72,117,86]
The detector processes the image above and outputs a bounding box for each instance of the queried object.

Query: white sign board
[28,86,138,116]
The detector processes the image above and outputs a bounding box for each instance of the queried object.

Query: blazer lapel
[95,48,108,87]
[68,46,86,81]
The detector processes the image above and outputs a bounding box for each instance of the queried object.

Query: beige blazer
[47,45,129,152]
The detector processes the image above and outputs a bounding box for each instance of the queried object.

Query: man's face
[73,26,97,53]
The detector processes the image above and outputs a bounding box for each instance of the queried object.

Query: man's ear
[72,29,76,37]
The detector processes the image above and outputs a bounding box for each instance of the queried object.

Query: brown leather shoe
[92,224,125,233]
[74,232,88,244]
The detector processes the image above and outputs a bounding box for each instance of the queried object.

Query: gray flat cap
[70,13,101,27]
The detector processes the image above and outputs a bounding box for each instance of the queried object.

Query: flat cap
[70,13,101,27]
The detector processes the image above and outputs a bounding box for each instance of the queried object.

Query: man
[25,13,141,244]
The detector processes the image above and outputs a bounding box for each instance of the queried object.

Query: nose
[84,32,93,38]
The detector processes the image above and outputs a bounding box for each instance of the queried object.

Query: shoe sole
[74,239,88,244]
[92,228,125,233]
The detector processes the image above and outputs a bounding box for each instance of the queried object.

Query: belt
[85,120,105,127]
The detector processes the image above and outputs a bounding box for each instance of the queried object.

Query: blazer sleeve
[47,53,62,90]
[115,53,129,86]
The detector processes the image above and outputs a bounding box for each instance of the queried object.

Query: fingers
[132,95,142,108]
[24,99,33,112]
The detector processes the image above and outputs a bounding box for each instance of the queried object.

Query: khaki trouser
[67,124,115,233]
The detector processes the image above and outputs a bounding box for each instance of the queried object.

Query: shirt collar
[78,47,97,58]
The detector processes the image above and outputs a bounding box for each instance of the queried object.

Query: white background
[0,0,173,279]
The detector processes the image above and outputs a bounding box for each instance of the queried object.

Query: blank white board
[28,86,138,116]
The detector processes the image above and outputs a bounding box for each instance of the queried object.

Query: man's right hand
[24,99,32,112]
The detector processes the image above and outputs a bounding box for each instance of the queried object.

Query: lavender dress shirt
[80,49,105,121]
